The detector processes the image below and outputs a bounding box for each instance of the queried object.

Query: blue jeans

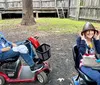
[81,66,100,85]
[0,45,36,67]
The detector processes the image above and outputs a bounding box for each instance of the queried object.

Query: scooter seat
[0,56,19,65]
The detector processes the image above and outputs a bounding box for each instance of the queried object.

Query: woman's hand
[79,33,86,41]
[1,47,11,52]
[12,43,17,47]
[94,31,100,40]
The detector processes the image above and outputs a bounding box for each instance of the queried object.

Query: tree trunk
[21,0,36,25]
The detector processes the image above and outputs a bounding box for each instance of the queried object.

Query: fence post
[76,0,80,20]
[5,0,8,9]
[36,12,39,18]
[0,13,2,20]
[55,0,57,7]
[67,0,70,18]
[40,0,42,8]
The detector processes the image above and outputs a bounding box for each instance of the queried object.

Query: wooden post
[55,0,57,7]
[40,0,42,8]
[5,0,8,9]
[36,12,38,18]
[0,13,2,20]
[76,0,80,20]
[67,0,70,18]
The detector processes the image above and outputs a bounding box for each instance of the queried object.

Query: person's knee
[18,45,28,54]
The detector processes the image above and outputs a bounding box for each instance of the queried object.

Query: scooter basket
[36,43,51,61]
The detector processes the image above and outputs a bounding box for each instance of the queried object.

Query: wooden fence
[0,0,69,9]
[69,0,100,21]
[0,0,100,21]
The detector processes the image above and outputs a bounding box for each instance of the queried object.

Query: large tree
[21,0,36,25]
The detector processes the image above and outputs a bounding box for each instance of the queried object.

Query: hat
[81,22,98,35]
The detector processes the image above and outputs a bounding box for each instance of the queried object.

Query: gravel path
[0,27,78,85]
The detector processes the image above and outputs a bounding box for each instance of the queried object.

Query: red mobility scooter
[0,36,51,85]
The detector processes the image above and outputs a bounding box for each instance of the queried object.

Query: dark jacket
[76,37,100,67]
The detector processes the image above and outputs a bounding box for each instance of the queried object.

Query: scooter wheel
[0,76,5,85]
[37,71,48,84]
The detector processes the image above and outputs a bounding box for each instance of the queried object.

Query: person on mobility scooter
[0,32,43,72]
[0,32,51,85]
[71,22,100,85]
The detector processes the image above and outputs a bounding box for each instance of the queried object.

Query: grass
[0,19,22,30]
[0,18,100,34]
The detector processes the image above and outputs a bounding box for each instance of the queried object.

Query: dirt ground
[0,26,78,85]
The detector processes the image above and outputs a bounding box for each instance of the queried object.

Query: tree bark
[21,0,36,25]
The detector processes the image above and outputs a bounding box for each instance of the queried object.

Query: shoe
[30,64,43,73]
[33,58,39,62]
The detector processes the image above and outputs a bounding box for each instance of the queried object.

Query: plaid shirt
[0,32,12,53]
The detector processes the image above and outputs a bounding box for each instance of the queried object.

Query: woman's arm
[12,43,17,47]
[76,37,86,55]
[94,39,100,54]
[1,47,11,52]
[3,36,17,47]
[94,32,100,54]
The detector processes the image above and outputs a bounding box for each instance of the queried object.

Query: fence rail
[0,0,69,9]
